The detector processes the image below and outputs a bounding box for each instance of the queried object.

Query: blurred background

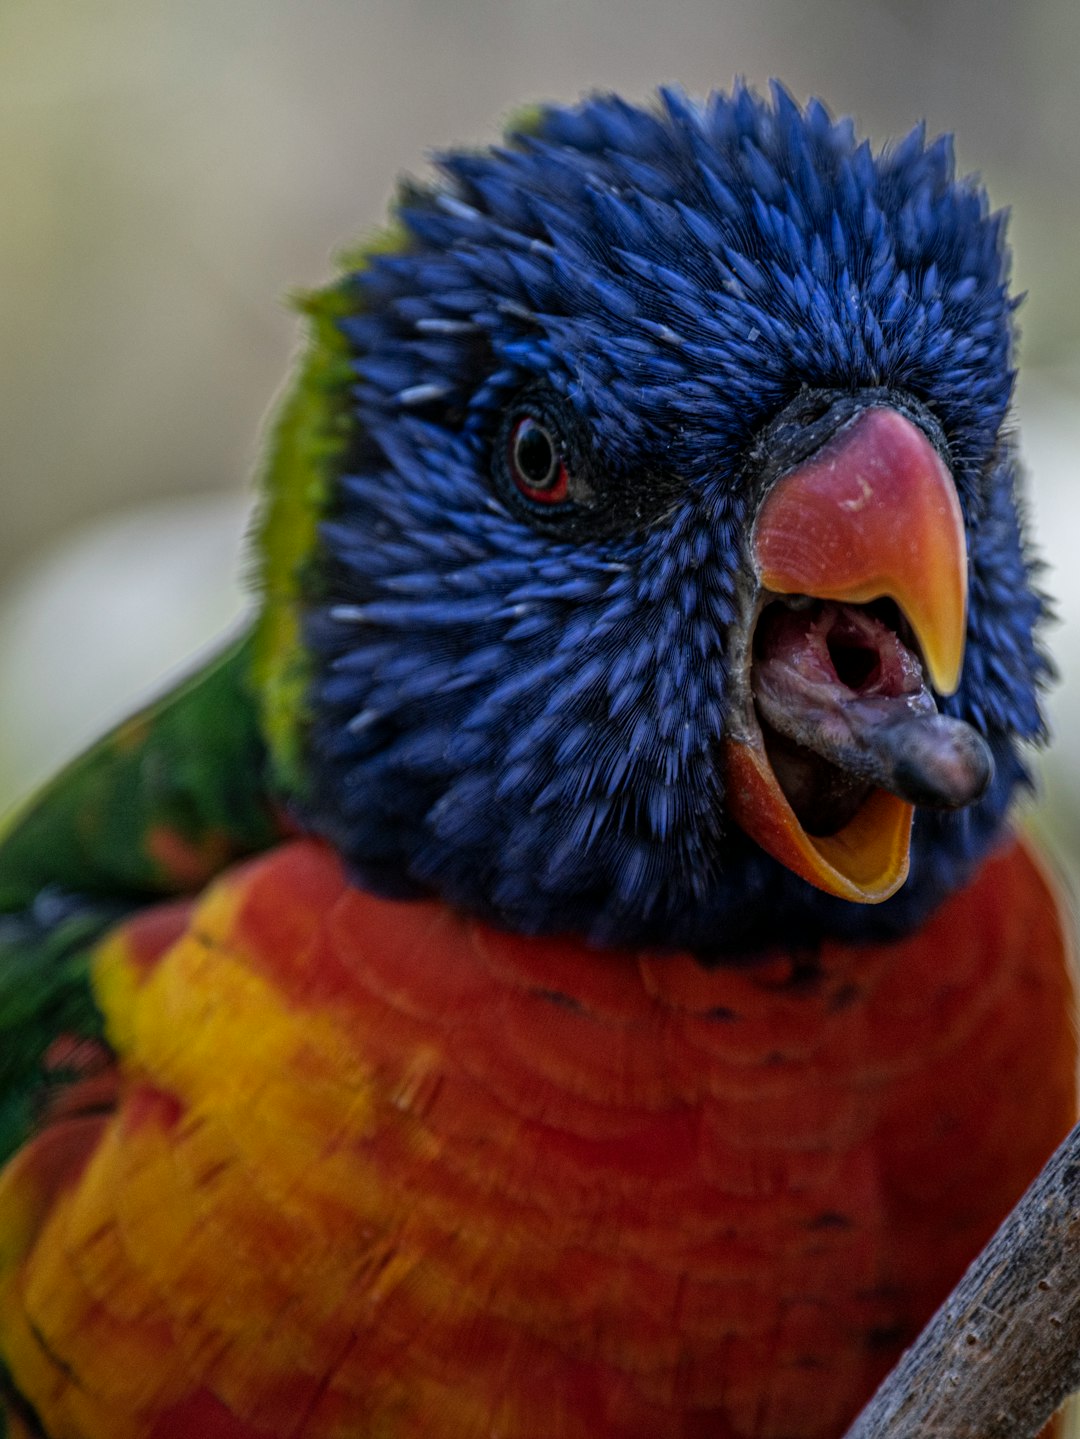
[2,0,1080,875]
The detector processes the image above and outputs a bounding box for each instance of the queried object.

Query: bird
[0,82,1073,1439]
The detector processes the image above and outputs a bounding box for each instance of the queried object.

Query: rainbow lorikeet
[0,84,1073,1439]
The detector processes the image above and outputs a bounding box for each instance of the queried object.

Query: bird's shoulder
[0,630,281,1171]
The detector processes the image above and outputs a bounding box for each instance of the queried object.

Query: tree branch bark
[842,1119,1080,1438]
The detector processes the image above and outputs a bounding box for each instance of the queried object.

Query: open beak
[722,403,983,904]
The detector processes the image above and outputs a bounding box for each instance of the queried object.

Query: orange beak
[723,405,968,904]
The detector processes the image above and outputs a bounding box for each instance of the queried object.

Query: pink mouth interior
[752,600,991,836]
[758,601,927,705]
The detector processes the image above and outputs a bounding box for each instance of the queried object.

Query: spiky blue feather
[299,83,1047,952]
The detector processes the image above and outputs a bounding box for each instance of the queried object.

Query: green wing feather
[0,630,279,911]
[0,218,403,917]
[0,218,389,905]
[0,631,283,1169]
[0,893,118,1168]
[0,234,388,1180]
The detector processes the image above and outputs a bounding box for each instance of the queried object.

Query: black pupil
[514,420,557,488]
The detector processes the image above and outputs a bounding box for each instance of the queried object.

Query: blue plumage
[299,83,1047,953]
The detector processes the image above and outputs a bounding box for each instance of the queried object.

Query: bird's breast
[0,835,1072,1439]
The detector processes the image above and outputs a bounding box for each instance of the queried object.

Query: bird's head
[255,84,1047,954]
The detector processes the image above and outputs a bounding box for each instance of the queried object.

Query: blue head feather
[299,83,1047,953]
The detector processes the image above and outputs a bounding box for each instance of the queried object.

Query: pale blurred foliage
[0,494,251,806]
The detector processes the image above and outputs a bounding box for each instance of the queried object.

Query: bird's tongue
[752,600,992,837]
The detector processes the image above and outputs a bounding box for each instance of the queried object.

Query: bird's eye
[507,417,570,505]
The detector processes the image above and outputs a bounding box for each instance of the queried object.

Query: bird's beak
[722,405,969,904]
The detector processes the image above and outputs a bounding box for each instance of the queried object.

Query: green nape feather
[251,228,400,798]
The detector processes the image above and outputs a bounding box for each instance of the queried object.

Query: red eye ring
[508,416,571,505]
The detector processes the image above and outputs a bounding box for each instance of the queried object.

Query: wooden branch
[842,1119,1080,1438]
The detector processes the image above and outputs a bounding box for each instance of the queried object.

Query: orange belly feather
[0,835,1073,1438]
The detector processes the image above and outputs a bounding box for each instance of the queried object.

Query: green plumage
[0,236,371,917]
[250,246,386,796]
[0,632,283,1170]
[0,633,277,911]
[0,253,363,1186]
[0,896,114,1168]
